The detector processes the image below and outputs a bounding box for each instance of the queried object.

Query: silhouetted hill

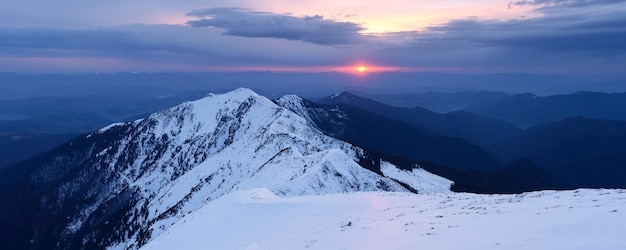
[467,91,626,128]
[497,117,626,188]
[497,117,626,166]
[548,153,626,188]
[318,92,521,151]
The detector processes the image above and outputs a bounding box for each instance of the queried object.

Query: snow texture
[380,161,453,194]
[143,188,626,250]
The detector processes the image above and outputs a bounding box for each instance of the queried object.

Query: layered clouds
[0,0,624,73]
[371,0,626,72]
[187,8,366,45]
[508,0,626,8]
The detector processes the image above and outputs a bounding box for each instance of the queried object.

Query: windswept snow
[98,122,126,133]
[143,188,626,250]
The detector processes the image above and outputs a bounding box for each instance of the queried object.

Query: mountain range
[277,94,500,171]
[276,94,560,193]
[318,92,521,151]
[311,92,626,190]
[466,91,626,128]
[2,88,626,249]
[0,88,449,249]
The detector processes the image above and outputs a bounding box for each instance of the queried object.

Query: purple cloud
[186,8,366,45]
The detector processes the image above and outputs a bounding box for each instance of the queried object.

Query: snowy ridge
[98,122,126,133]
[380,161,453,194]
[27,88,445,249]
[274,94,349,132]
[143,188,626,250]
[274,95,317,127]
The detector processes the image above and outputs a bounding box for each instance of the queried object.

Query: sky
[0,0,625,74]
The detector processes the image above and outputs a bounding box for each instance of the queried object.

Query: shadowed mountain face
[378,154,559,194]
[496,117,626,188]
[277,95,560,193]
[497,117,626,167]
[0,133,74,169]
[277,95,501,171]
[328,90,626,189]
[466,91,626,128]
[279,95,626,191]
[317,92,521,151]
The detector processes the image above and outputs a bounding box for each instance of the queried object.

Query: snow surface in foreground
[142,188,626,250]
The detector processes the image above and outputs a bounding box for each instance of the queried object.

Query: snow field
[142,188,626,250]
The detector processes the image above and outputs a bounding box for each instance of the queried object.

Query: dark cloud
[419,10,626,53]
[186,8,365,45]
[365,2,626,72]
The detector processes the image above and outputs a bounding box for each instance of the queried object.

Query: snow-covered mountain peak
[192,87,275,108]
[12,88,451,249]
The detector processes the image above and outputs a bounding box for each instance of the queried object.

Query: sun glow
[357,66,367,73]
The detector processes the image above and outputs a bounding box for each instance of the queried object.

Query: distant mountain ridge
[467,91,626,128]
[361,91,511,112]
[1,89,448,249]
[317,91,521,151]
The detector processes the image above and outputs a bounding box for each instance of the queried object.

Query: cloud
[508,0,626,9]
[0,26,203,59]
[0,24,361,71]
[186,8,365,45]
[418,5,626,53]
[363,1,626,73]
[0,3,624,74]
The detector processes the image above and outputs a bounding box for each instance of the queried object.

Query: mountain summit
[0,88,451,249]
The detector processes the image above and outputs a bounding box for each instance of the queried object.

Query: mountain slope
[318,92,521,151]
[142,188,626,250]
[0,88,435,250]
[0,133,74,169]
[277,95,500,171]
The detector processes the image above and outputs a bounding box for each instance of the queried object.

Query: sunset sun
[357,66,367,73]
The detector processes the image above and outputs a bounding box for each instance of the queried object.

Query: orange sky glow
[197,65,475,74]
[2,0,619,74]
[164,0,539,74]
